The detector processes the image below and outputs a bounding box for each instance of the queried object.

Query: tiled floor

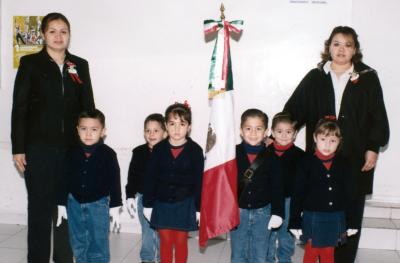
[1,223,400,263]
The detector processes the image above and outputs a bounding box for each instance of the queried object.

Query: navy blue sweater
[236,143,284,218]
[143,138,204,211]
[59,143,122,208]
[125,143,151,198]
[289,153,357,229]
[267,144,305,198]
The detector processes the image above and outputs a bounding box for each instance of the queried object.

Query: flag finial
[220,3,225,20]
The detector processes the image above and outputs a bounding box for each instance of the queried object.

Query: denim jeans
[230,204,272,263]
[67,194,110,263]
[138,193,160,262]
[267,198,294,263]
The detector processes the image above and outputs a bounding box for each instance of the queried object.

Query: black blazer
[143,138,204,211]
[125,143,151,198]
[236,143,284,218]
[284,61,389,195]
[11,48,95,154]
[289,153,357,229]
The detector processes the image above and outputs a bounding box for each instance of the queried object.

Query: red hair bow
[324,115,336,121]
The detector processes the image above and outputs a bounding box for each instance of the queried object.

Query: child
[57,109,122,263]
[143,102,204,263]
[267,112,305,263]
[289,117,358,263]
[230,108,284,263]
[125,113,166,263]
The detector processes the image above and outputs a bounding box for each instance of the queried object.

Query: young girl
[230,109,284,263]
[125,113,166,263]
[267,112,305,263]
[289,117,358,263]
[143,102,204,263]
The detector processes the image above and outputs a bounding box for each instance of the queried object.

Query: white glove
[289,229,303,240]
[143,207,153,221]
[196,212,200,224]
[346,229,358,236]
[110,206,121,232]
[126,197,137,217]
[267,215,283,230]
[56,205,68,227]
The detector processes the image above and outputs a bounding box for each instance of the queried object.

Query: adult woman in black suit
[11,13,95,263]
[283,26,389,263]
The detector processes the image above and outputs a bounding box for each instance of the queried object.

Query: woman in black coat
[284,26,389,263]
[11,13,95,263]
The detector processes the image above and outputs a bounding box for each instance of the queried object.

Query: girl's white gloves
[196,212,200,224]
[110,206,121,231]
[289,228,358,239]
[346,229,358,236]
[56,205,68,227]
[289,229,302,240]
[143,208,153,221]
[267,215,283,230]
[126,197,137,217]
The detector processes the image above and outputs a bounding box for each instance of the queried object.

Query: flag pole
[220,3,225,20]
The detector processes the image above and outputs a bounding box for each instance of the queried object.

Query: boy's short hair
[240,108,268,129]
[314,117,342,139]
[78,109,105,128]
[144,113,166,130]
[271,112,297,130]
[165,102,192,125]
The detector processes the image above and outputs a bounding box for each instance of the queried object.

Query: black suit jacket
[11,48,95,154]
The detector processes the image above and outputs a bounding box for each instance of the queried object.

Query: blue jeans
[267,198,294,263]
[138,193,160,262]
[67,194,110,263]
[230,204,272,263]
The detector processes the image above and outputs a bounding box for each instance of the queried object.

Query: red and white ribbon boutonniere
[66,61,83,84]
[350,71,360,84]
[350,68,374,85]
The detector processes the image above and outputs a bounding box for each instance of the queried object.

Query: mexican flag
[199,19,243,248]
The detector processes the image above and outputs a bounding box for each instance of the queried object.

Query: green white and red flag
[199,18,243,248]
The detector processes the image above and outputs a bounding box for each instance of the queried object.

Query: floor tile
[0,229,27,249]
[362,217,397,229]
[0,224,25,235]
[356,248,400,263]
[0,223,399,262]
[0,247,26,263]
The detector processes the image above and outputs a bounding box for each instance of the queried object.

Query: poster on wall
[13,16,43,68]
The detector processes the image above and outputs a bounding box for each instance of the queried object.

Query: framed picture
[13,16,43,68]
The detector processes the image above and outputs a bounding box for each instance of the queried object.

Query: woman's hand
[361,150,378,172]
[13,154,27,173]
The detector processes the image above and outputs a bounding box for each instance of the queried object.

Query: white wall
[352,0,400,203]
[0,0,398,232]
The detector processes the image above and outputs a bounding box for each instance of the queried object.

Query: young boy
[57,109,122,263]
[230,108,284,263]
[125,113,166,263]
[267,112,305,263]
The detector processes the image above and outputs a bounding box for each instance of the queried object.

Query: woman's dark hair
[320,26,363,64]
[41,12,70,33]
[144,113,166,130]
[165,103,192,125]
[271,112,297,130]
[240,109,268,129]
[78,109,105,128]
